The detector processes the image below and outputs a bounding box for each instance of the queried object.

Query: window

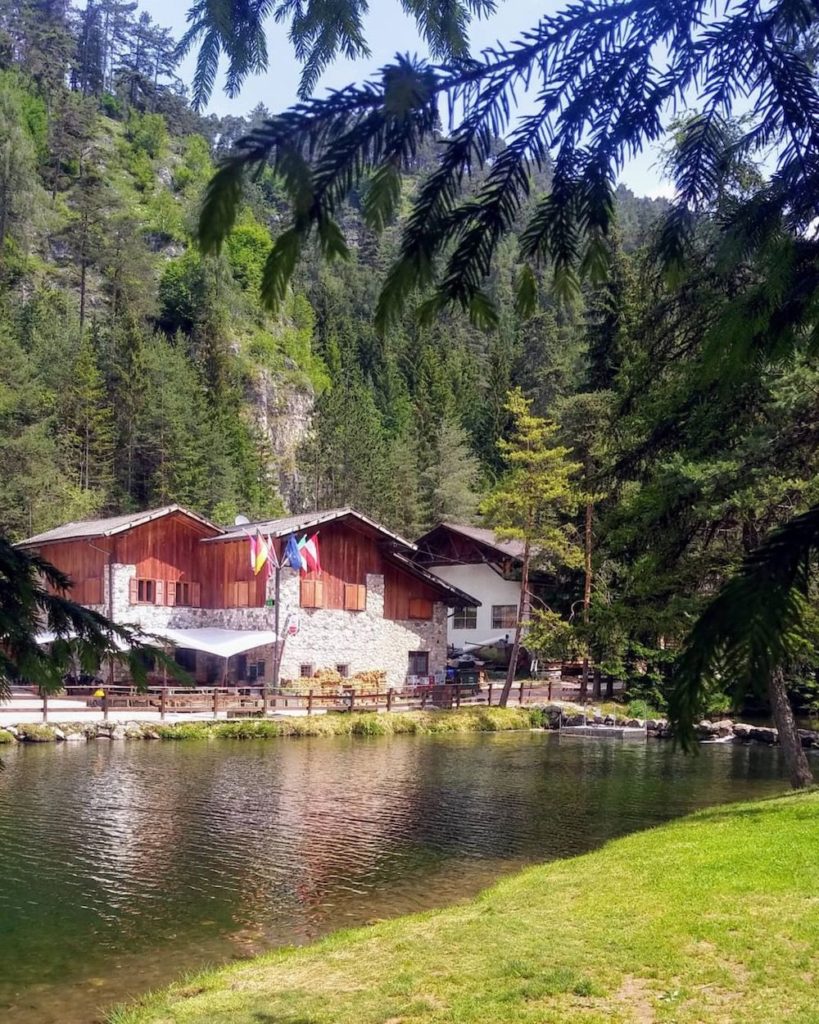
[167,580,201,607]
[336,663,350,678]
[408,651,429,677]
[300,578,324,608]
[491,605,518,629]
[130,578,163,604]
[408,596,433,620]
[248,660,265,682]
[453,605,478,630]
[299,663,315,679]
[343,583,366,611]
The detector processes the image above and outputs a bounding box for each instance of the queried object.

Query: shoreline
[1,704,817,747]
[109,789,818,1024]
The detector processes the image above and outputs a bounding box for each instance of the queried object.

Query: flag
[301,533,321,574]
[266,534,276,576]
[283,535,302,570]
[253,530,269,575]
[247,531,256,570]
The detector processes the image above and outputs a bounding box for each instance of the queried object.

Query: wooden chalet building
[19,506,478,688]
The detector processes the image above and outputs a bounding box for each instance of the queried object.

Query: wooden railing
[23,680,543,723]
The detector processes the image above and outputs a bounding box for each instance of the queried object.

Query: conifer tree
[59,333,115,505]
[482,388,582,707]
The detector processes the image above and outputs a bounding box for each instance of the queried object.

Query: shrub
[626,699,654,720]
[16,723,57,742]
[0,729,14,744]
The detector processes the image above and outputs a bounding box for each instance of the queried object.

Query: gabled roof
[415,521,526,562]
[385,550,481,608]
[203,507,417,550]
[18,505,219,547]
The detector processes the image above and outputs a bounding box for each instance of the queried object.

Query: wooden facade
[27,508,465,619]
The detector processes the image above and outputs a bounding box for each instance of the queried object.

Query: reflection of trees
[1,731,790,990]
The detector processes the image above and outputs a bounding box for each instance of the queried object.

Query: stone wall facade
[107,564,447,689]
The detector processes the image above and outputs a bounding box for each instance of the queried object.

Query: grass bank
[113,791,819,1024]
[152,706,539,740]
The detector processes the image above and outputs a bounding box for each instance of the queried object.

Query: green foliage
[526,609,579,663]
[152,707,533,741]
[225,211,272,291]
[125,112,168,159]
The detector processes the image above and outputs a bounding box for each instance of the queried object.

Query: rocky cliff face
[250,369,315,511]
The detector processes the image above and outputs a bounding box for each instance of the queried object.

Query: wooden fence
[28,680,547,723]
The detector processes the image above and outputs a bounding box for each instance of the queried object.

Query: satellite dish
[234,514,250,526]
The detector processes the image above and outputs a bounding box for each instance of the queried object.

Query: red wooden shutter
[192,582,201,608]
[166,581,176,606]
[236,581,249,607]
[154,579,164,605]
[129,578,138,604]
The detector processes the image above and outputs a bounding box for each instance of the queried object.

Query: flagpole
[271,556,282,702]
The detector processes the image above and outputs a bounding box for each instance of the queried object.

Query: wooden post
[212,689,218,720]
[307,689,313,716]
[349,689,355,713]
[160,687,167,721]
[488,683,493,707]
[42,691,48,724]
[103,689,109,722]
[387,688,394,712]
[421,688,427,710]
[455,684,461,709]
[519,680,524,705]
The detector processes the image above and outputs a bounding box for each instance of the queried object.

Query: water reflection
[0,731,791,1023]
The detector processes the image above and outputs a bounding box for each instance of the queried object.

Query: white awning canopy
[158,627,278,659]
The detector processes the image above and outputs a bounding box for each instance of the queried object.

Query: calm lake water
[0,731,794,1023]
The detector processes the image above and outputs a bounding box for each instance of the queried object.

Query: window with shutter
[300,578,324,608]
[408,597,433,620]
[129,578,139,604]
[343,583,366,611]
[192,581,201,607]
[166,580,177,606]
[154,579,164,605]
[234,581,250,607]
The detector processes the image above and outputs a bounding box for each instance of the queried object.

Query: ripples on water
[0,731,790,1023]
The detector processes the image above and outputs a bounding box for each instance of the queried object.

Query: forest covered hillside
[0,0,665,544]
[4,0,819,710]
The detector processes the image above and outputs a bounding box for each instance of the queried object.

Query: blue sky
[142,0,673,198]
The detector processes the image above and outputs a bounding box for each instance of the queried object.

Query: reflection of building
[19,506,478,687]
[414,522,550,653]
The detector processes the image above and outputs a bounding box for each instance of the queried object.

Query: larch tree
[482,387,581,707]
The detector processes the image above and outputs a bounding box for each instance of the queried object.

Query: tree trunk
[580,486,593,701]
[499,538,530,707]
[768,667,813,790]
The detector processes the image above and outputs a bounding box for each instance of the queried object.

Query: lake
[0,731,793,1023]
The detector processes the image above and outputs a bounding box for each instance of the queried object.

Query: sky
[140,0,675,199]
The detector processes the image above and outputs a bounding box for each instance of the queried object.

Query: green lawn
[113,790,819,1024]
